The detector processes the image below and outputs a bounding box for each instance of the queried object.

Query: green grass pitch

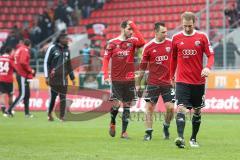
[0,112,240,160]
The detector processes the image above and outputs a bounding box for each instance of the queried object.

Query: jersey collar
[182,30,196,36]
[153,38,166,44]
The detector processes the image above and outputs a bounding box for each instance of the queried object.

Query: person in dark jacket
[226,38,240,68]
[44,32,75,121]
[6,39,35,117]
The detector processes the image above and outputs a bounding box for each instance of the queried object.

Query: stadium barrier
[12,89,240,114]
[10,72,240,113]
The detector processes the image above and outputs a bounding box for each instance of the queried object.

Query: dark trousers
[48,87,67,118]
[8,74,30,115]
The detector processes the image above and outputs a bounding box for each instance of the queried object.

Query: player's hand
[128,21,136,29]
[72,80,76,86]
[45,77,49,86]
[170,78,175,88]
[136,85,140,91]
[32,69,36,77]
[201,67,210,77]
[128,20,133,24]
[104,78,110,85]
[136,85,143,97]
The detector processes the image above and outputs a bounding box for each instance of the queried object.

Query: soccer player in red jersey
[0,47,15,114]
[102,20,145,139]
[137,22,175,141]
[170,12,214,148]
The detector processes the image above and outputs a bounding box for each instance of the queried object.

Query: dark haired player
[6,39,35,117]
[137,22,174,141]
[0,47,14,115]
[102,20,145,139]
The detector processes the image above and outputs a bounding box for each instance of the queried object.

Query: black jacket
[44,43,75,86]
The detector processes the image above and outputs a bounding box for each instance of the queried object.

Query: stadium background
[1,0,239,114]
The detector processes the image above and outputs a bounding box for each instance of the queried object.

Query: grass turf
[0,112,240,160]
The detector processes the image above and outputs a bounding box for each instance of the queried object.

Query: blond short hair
[181,11,196,23]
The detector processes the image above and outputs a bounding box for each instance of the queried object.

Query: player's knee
[123,101,132,107]
[176,104,186,122]
[122,107,130,122]
[177,104,186,113]
[145,102,154,113]
[113,100,120,107]
[165,102,174,112]
[192,109,201,123]
[193,108,201,115]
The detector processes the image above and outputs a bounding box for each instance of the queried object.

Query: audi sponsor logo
[182,49,197,55]
[155,55,168,63]
[117,50,130,57]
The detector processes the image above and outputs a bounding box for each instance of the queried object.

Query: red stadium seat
[0,15,7,21]
[15,1,21,7]
[0,22,3,28]
[37,1,47,7]
[5,22,14,29]
[9,14,17,21]
[18,15,24,22]
[22,1,29,7]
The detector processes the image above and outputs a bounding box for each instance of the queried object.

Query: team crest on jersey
[195,40,201,46]
[165,47,171,53]
[127,43,133,47]
[153,49,157,53]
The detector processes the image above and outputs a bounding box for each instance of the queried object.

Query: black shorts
[144,85,175,104]
[175,82,205,109]
[0,82,13,95]
[110,81,137,102]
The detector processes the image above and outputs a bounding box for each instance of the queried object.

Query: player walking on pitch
[0,47,15,115]
[170,12,214,148]
[102,20,145,139]
[137,22,175,141]
[44,32,76,121]
[6,39,35,117]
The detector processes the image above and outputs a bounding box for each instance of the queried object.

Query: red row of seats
[92,5,206,17]
[0,14,34,22]
[107,21,180,32]
[0,1,47,7]
[103,0,214,10]
[106,21,223,41]
[106,17,225,33]
[82,14,184,25]
[0,7,44,15]
[92,5,223,19]
[81,12,223,26]
[0,21,22,29]
[67,26,86,34]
